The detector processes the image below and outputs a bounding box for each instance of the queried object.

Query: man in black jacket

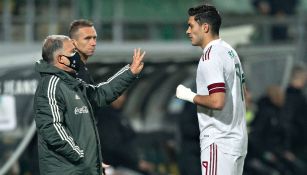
[68,19,125,172]
[68,19,143,172]
[282,65,307,161]
[68,19,97,84]
[34,35,145,175]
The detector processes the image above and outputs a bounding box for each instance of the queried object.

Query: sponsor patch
[74,106,89,115]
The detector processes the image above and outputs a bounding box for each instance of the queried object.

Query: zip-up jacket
[34,60,137,175]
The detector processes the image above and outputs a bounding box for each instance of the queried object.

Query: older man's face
[57,40,77,72]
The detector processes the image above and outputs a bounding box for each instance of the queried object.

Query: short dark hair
[69,19,94,39]
[42,35,70,63]
[188,4,221,35]
[291,64,306,79]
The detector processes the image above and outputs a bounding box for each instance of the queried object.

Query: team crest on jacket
[74,106,89,115]
[75,94,80,100]
[228,50,236,59]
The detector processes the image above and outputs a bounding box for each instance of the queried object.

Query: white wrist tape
[176,84,196,103]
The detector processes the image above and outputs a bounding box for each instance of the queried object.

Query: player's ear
[203,23,210,33]
[71,39,78,47]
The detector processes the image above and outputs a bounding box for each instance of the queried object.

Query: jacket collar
[35,59,82,88]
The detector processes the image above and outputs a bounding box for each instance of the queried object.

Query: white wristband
[176,84,196,103]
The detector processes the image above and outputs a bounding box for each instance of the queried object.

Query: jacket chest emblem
[75,94,80,100]
[74,106,89,115]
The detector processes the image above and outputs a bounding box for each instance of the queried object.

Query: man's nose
[91,39,96,46]
[186,28,190,35]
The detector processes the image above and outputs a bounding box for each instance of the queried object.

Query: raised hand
[130,48,145,75]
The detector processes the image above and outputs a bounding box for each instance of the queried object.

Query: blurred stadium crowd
[1,0,307,175]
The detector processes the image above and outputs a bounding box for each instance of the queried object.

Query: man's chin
[191,43,198,46]
[190,40,196,45]
[87,52,95,56]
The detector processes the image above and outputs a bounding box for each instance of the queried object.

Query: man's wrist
[186,91,196,103]
[176,84,196,103]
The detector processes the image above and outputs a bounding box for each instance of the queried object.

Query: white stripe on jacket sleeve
[47,76,84,157]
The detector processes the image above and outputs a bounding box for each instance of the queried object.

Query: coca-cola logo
[74,106,89,115]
